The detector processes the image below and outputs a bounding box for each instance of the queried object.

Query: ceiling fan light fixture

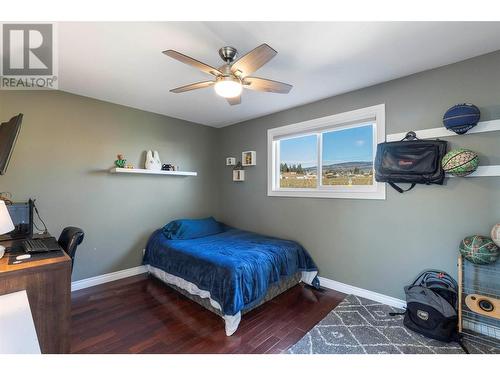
[164,44,292,105]
[214,77,242,98]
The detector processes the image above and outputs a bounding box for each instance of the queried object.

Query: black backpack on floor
[391,270,468,352]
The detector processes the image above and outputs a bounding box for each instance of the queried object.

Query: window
[321,124,374,187]
[279,134,317,189]
[267,104,385,199]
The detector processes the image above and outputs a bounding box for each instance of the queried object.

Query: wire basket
[458,255,500,348]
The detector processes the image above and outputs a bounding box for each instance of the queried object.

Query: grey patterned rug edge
[287,294,499,354]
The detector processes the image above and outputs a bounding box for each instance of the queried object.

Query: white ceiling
[58,22,500,127]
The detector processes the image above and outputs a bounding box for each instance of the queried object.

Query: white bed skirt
[147,265,317,336]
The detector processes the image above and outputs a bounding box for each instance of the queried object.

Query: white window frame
[267,104,386,200]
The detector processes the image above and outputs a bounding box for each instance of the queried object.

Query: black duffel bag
[375,131,448,193]
[389,270,468,353]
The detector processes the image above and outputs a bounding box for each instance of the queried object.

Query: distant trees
[280,163,372,175]
[280,163,305,174]
[322,166,372,176]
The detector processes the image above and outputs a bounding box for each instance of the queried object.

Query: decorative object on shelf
[233,162,245,181]
[125,164,134,169]
[459,235,499,265]
[226,157,236,166]
[241,151,256,166]
[442,148,479,177]
[443,103,480,134]
[162,164,174,171]
[114,154,127,168]
[145,150,162,170]
[491,224,500,247]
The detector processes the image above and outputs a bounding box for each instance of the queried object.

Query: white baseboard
[71,265,148,292]
[319,276,406,309]
[71,265,406,311]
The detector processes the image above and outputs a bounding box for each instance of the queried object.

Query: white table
[0,290,41,354]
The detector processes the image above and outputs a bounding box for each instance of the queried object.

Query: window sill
[267,185,386,200]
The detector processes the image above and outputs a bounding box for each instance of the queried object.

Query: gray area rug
[288,294,500,354]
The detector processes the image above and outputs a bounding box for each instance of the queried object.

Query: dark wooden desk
[0,238,71,354]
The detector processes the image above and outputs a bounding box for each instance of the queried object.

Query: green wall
[216,51,500,300]
[1,51,499,300]
[0,91,219,281]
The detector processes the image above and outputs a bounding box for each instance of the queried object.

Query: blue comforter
[143,227,318,316]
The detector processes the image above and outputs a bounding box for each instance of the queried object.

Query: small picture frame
[226,157,236,166]
[241,151,256,166]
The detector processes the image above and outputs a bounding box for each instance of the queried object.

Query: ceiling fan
[163,44,292,105]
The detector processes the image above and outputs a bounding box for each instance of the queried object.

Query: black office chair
[58,226,84,272]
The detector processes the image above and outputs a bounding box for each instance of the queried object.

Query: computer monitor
[0,200,33,241]
[0,114,23,175]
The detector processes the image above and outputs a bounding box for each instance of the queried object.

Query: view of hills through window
[280,134,317,188]
[279,124,374,188]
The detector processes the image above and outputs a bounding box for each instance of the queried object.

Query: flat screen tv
[0,113,23,175]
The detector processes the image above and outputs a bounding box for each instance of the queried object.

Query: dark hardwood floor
[71,274,345,354]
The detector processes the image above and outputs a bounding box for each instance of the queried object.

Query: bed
[143,218,319,335]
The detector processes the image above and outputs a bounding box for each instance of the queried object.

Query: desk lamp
[0,200,15,259]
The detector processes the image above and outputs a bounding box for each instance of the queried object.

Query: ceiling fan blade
[226,96,241,106]
[163,50,221,76]
[243,77,292,94]
[231,44,277,77]
[170,81,215,93]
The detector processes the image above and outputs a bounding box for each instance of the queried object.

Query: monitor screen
[0,113,23,175]
[0,200,33,240]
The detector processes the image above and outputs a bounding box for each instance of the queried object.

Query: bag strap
[389,311,405,316]
[410,269,443,287]
[389,182,416,193]
[411,269,458,291]
[421,271,458,292]
[386,131,422,194]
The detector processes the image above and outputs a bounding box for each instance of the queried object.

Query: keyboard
[22,238,61,253]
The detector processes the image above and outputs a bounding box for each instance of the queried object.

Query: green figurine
[115,154,126,168]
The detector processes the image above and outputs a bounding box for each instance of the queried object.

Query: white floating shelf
[447,165,500,178]
[386,118,500,178]
[386,119,500,142]
[233,169,245,181]
[242,151,256,166]
[109,168,197,176]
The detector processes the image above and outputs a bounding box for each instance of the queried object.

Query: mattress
[148,265,303,335]
[143,227,319,335]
